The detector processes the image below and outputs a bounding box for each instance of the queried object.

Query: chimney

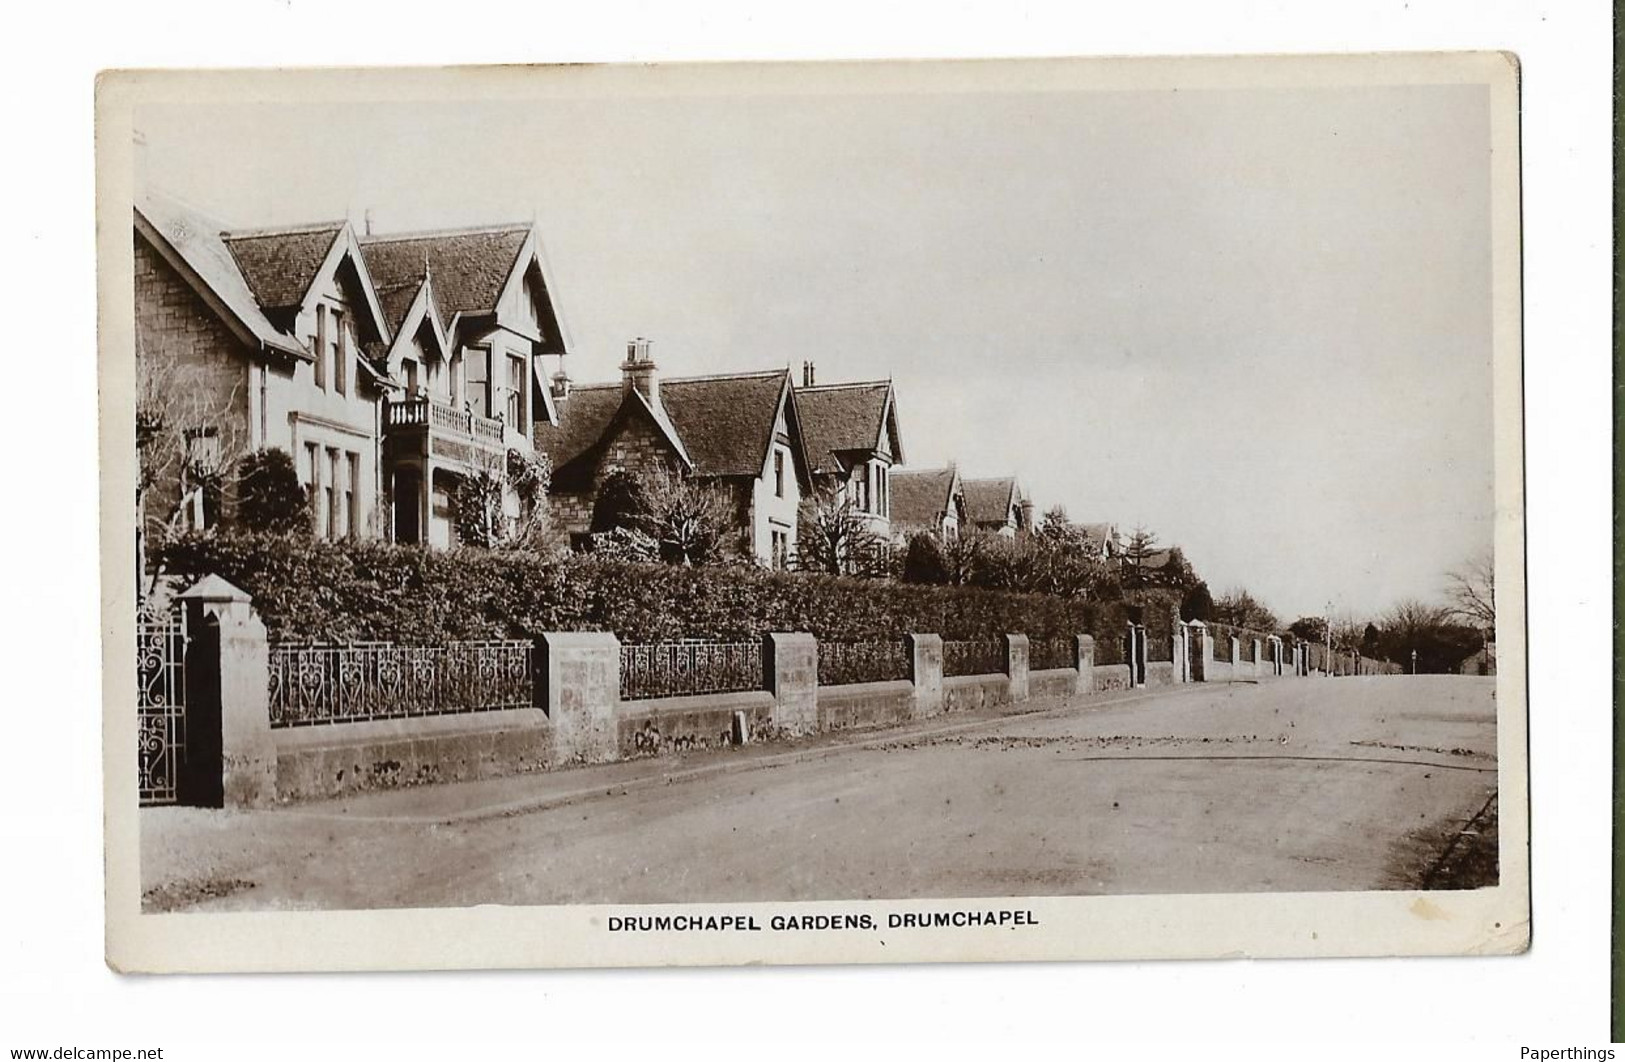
[621,337,659,405]
[1019,494,1035,534]
[805,361,816,386]
[363,209,374,236]
[551,369,572,402]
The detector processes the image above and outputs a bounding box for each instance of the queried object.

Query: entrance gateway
[136,605,187,805]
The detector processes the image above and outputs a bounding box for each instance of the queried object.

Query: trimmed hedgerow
[158,532,1119,646]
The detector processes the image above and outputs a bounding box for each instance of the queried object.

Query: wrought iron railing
[137,609,187,805]
[942,639,1005,678]
[819,640,910,686]
[619,641,763,701]
[1210,628,1235,662]
[267,640,533,727]
[1092,632,1126,666]
[1145,634,1172,663]
[1028,637,1075,671]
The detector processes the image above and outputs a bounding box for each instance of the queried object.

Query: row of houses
[135,191,1116,567]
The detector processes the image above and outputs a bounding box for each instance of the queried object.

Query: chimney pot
[621,338,659,405]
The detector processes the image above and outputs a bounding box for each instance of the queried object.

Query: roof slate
[890,467,959,527]
[534,370,792,486]
[962,477,1019,524]
[795,382,891,474]
[222,225,344,311]
[359,227,530,326]
[660,371,788,478]
[532,383,625,485]
[135,193,306,358]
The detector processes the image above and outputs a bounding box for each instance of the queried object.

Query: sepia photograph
[99,54,1527,971]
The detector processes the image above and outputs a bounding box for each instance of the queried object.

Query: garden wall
[1093,664,1133,693]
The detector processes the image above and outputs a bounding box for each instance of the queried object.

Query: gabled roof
[962,477,1021,525]
[359,225,532,327]
[660,370,796,479]
[536,368,811,489]
[378,276,452,385]
[222,223,346,311]
[891,467,963,528]
[534,382,693,491]
[532,383,626,484]
[134,193,307,360]
[794,380,904,474]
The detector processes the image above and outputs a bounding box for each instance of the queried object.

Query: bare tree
[634,468,734,566]
[795,486,888,577]
[1212,588,1281,633]
[1445,549,1496,630]
[136,343,247,596]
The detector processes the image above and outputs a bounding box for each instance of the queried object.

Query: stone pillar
[1005,633,1030,702]
[764,633,818,735]
[1075,635,1095,694]
[179,575,276,809]
[1194,623,1212,682]
[907,634,943,719]
[1253,639,1264,679]
[1173,625,1187,683]
[541,632,620,765]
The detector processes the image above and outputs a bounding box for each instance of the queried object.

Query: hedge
[159,533,1120,646]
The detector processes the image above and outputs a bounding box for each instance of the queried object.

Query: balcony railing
[385,394,507,445]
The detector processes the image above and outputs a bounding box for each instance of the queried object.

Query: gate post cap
[178,574,251,604]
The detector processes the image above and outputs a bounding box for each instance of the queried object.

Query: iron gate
[137,607,187,806]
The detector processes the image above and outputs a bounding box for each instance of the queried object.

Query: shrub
[900,532,949,584]
[159,532,1113,646]
[236,448,310,534]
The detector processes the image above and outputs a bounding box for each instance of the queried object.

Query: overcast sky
[136,75,1494,621]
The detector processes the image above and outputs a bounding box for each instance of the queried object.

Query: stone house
[133,191,574,552]
[533,340,813,568]
[962,476,1033,538]
[359,223,572,547]
[136,193,395,544]
[792,363,905,540]
[889,467,968,542]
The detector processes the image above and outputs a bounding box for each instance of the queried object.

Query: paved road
[141,676,1498,911]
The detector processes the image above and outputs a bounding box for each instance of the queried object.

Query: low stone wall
[1092,663,1133,692]
[272,708,555,802]
[618,691,775,758]
[181,581,1339,809]
[943,673,1013,713]
[817,680,915,732]
[1029,668,1078,699]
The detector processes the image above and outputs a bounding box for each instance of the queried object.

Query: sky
[135,75,1495,621]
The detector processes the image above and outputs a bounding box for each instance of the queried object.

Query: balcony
[383,394,509,466]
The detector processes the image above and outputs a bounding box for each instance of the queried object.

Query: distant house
[962,476,1033,538]
[1076,522,1121,561]
[533,340,812,568]
[890,467,968,541]
[793,364,905,540]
